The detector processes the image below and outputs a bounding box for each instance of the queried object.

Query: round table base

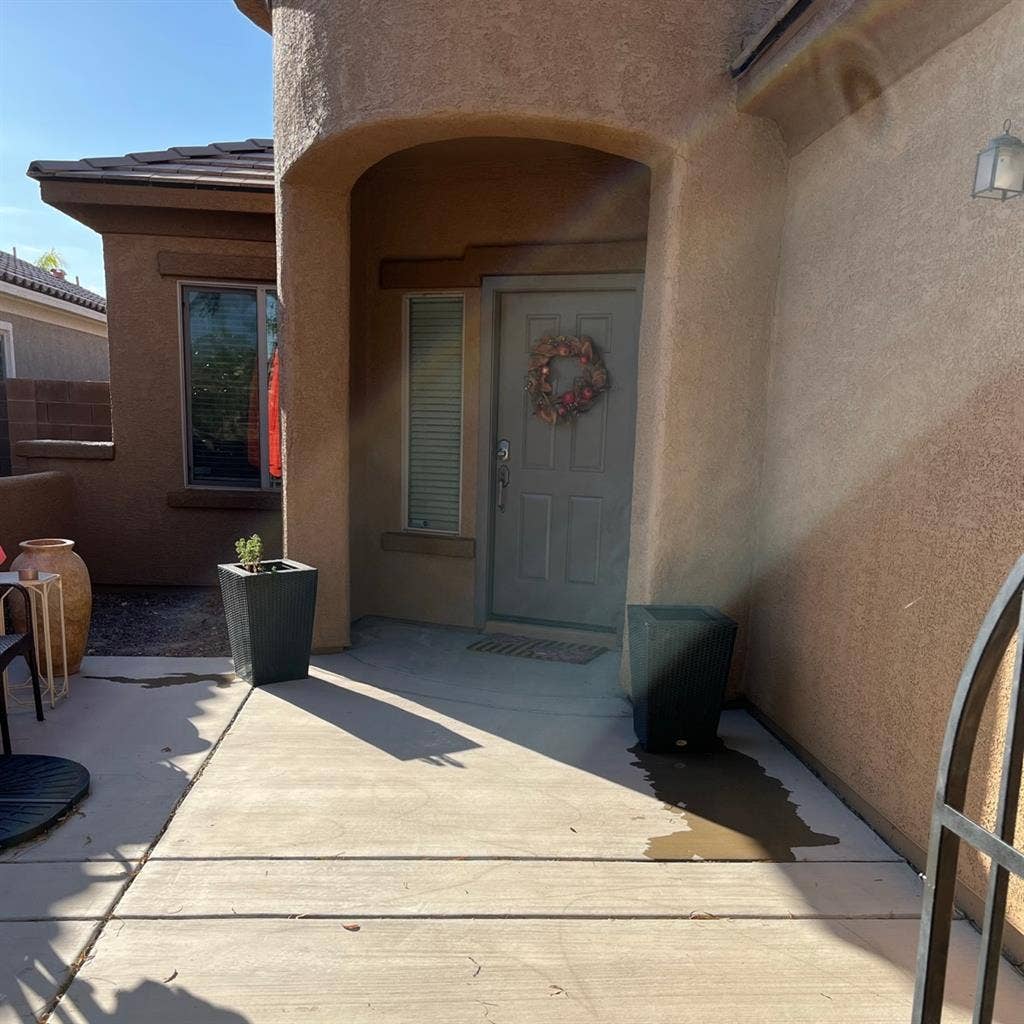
[0,755,90,849]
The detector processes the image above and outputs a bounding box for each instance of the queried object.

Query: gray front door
[488,277,642,632]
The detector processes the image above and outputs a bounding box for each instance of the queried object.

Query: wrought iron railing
[913,555,1024,1023]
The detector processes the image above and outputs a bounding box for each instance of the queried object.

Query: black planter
[218,559,318,685]
[628,605,737,753]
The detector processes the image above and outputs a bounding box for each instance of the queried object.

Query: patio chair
[0,584,87,852]
[0,582,45,755]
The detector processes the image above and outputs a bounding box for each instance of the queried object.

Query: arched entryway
[276,109,784,659]
[346,138,652,637]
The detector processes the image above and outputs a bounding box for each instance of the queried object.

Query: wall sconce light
[972,119,1024,200]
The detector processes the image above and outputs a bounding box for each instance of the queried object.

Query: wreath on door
[525,334,610,425]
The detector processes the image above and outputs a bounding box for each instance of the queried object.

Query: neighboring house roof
[26,139,274,193]
[0,250,106,314]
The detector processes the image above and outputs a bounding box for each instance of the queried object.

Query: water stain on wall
[630,743,840,861]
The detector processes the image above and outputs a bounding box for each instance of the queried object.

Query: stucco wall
[272,0,778,187]
[270,0,791,649]
[21,232,282,585]
[625,114,787,694]
[256,0,1023,948]
[0,308,108,381]
[349,139,650,625]
[747,3,1024,942]
[0,471,74,559]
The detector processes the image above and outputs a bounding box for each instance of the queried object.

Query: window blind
[185,287,261,487]
[407,296,464,533]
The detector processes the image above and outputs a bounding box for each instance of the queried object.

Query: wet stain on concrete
[630,743,840,861]
[83,673,237,689]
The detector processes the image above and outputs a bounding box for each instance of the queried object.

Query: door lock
[496,439,511,512]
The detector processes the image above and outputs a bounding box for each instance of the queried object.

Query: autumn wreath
[525,334,610,425]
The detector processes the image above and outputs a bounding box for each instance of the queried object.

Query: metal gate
[912,555,1024,1023]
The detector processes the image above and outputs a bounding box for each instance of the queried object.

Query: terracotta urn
[10,538,92,675]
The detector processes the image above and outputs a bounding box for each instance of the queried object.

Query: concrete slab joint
[3,624,1022,1022]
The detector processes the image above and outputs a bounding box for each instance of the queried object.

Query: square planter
[218,559,318,685]
[627,605,737,753]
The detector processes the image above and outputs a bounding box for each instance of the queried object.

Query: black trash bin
[627,605,737,753]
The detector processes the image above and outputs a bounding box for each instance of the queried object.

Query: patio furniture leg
[0,674,10,755]
[26,642,44,723]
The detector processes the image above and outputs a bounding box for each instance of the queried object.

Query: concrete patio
[1,618,1022,1022]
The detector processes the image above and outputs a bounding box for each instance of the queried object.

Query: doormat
[466,635,607,665]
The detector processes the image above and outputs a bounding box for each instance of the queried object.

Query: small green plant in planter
[235,534,263,573]
[218,534,318,685]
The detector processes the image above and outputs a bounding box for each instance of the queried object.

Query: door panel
[517,493,552,581]
[489,282,641,631]
[566,496,603,585]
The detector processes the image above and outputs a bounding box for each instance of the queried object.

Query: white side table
[0,571,70,709]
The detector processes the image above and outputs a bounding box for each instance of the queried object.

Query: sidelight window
[404,295,464,533]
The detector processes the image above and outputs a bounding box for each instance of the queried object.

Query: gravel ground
[86,586,230,658]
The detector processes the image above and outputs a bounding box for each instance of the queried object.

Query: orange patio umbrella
[268,346,281,480]
[246,346,281,480]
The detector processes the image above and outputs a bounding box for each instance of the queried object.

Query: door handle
[497,464,510,513]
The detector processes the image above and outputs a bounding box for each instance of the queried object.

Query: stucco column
[626,151,689,611]
[626,115,788,685]
[278,181,351,650]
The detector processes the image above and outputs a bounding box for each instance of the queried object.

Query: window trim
[0,321,15,378]
[401,291,466,536]
[177,279,278,493]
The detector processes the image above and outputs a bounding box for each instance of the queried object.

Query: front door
[487,276,642,632]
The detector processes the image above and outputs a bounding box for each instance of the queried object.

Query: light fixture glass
[972,120,1024,200]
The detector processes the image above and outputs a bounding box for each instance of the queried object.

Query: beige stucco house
[0,250,109,477]
[21,0,1024,955]
[0,250,108,382]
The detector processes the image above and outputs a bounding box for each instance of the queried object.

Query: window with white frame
[405,295,464,533]
[181,284,281,489]
[0,322,14,379]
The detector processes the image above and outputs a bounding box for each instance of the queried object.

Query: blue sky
[0,0,272,295]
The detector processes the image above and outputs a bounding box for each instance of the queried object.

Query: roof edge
[31,173,275,195]
[26,138,274,194]
[235,0,271,33]
[0,252,106,314]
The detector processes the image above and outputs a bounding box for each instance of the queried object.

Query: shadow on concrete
[53,978,251,1024]
[300,618,1023,1019]
[0,669,243,1022]
[261,672,481,764]
[319,620,834,857]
